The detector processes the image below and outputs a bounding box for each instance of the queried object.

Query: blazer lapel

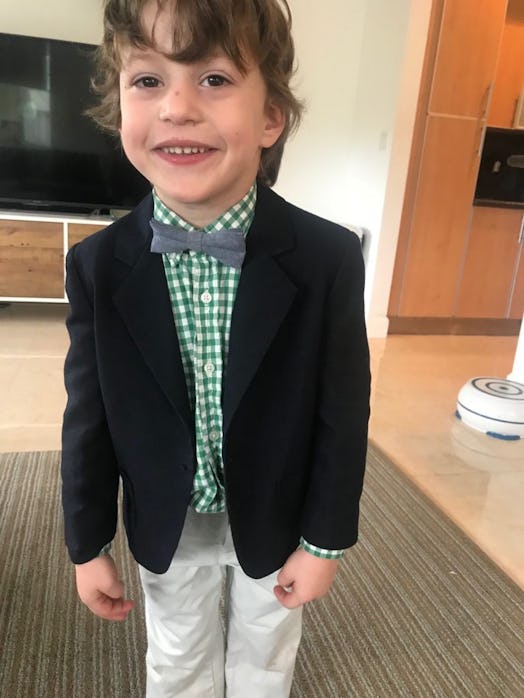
[112,200,193,433]
[223,186,297,433]
[109,188,298,437]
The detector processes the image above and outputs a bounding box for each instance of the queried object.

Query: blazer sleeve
[301,233,370,550]
[61,244,120,564]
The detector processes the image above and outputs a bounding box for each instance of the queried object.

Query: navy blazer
[61,184,370,577]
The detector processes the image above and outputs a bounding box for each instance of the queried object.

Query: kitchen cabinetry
[489,1,524,128]
[455,207,524,318]
[509,222,524,317]
[389,0,514,329]
[429,0,508,118]
[397,116,482,316]
[0,212,108,302]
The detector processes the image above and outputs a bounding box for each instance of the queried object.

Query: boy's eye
[202,74,230,88]
[134,76,161,88]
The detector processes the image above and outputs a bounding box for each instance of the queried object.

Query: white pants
[138,509,303,698]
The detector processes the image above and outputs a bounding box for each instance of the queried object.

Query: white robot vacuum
[456,377,524,440]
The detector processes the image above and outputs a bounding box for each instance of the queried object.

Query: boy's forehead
[128,1,228,62]
[116,1,256,75]
[140,0,178,53]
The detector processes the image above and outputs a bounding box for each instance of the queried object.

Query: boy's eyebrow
[121,45,234,66]
[120,48,156,65]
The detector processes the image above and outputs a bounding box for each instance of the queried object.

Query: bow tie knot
[149,219,246,269]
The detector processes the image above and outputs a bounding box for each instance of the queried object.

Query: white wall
[0,0,432,338]
[365,0,433,336]
[276,0,367,219]
[279,0,430,337]
[338,0,411,335]
[0,0,103,43]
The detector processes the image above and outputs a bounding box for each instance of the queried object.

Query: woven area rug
[0,445,522,697]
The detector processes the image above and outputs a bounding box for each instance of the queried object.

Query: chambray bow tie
[149,219,246,269]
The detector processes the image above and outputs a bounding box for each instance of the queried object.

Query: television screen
[0,32,151,215]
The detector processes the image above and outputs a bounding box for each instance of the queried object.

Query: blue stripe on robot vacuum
[485,431,521,441]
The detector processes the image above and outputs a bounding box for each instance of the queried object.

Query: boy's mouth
[160,146,211,155]
[154,142,217,166]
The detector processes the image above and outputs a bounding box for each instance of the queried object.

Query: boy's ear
[261,101,286,148]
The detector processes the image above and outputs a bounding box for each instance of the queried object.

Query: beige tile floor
[1,303,523,587]
[369,334,523,588]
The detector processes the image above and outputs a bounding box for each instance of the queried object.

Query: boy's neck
[153,184,257,229]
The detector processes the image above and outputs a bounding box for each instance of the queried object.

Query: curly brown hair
[88,0,304,186]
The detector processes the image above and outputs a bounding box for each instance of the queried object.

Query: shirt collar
[152,183,257,237]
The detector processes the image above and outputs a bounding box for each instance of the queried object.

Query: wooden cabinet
[0,213,108,302]
[0,220,64,298]
[68,222,101,249]
[397,116,482,316]
[429,0,508,118]
[489,0,524,128]
[509,218,524,318]
[455,207,524,318]
[389,0,511,328]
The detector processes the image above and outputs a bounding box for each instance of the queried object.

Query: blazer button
[179,463,190,472]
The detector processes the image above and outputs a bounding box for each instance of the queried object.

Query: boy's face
[118,1,285,226]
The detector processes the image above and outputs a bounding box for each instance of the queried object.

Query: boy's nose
[159,87,202,125]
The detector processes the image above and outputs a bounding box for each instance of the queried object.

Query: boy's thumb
[274,584,300,609]
[273,584,289,604]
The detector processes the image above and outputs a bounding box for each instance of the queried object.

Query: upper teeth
[162,146,208,155]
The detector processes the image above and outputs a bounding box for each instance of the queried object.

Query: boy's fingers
[88,593,135,621]
[276,568,293,588]
[108,598,134,620]
[273,585,302,609]
[106,579,125,599]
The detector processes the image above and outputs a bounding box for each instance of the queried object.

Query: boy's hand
[274,548,340,609]
[75,554,134,621]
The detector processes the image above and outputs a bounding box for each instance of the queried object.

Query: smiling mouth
[160,146,212,155]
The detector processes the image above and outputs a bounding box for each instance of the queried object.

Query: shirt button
[195,333,203,343]
[209,429,220,442]
[201,291,212,304]
[204,361,215,376]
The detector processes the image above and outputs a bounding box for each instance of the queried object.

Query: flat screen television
[0,32,151,215]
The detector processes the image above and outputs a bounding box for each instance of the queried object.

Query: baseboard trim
[388,317,522,336]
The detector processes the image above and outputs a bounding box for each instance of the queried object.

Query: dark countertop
[473,199,524,211]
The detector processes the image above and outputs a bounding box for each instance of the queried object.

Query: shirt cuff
[299,537,345,559]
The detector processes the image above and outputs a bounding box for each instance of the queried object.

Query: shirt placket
[192,254,224,511]
[154,184,255,515]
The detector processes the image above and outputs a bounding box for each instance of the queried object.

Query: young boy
[61,1,370,696]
